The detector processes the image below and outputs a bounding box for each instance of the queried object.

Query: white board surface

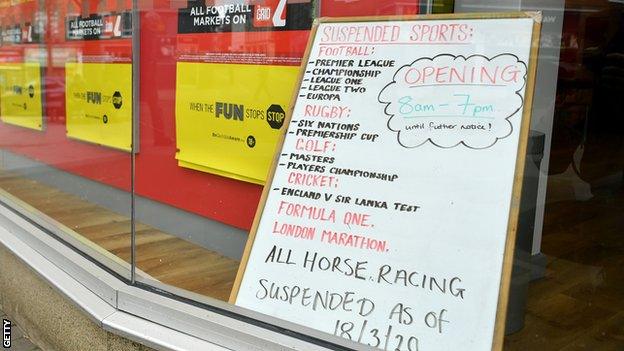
[235,15,538,351]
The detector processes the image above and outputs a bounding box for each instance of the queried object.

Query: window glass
[134,0,624,347]
[502,1,624,349]
[0,0,133,279]
[132,0,319,302]
[1,0,623,350]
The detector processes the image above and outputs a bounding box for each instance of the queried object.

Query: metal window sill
[0,203,358,351]
[0,207,229,351]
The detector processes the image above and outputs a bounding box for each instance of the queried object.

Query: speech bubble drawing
[378,54,527,149]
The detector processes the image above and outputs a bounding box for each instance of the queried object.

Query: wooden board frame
[230,11,543,351]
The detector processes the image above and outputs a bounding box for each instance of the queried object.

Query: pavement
[0,307,40,351]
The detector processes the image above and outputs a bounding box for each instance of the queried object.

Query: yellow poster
[433,0,455,13]
[175,62,299,184]
[65,62,132,152]
[0,62,44,131]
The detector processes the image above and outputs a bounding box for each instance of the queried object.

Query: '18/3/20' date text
[333,319,419,351]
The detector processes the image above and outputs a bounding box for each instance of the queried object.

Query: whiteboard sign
[232,13,541,351]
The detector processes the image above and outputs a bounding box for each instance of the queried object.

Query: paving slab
[1,308,39,351]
